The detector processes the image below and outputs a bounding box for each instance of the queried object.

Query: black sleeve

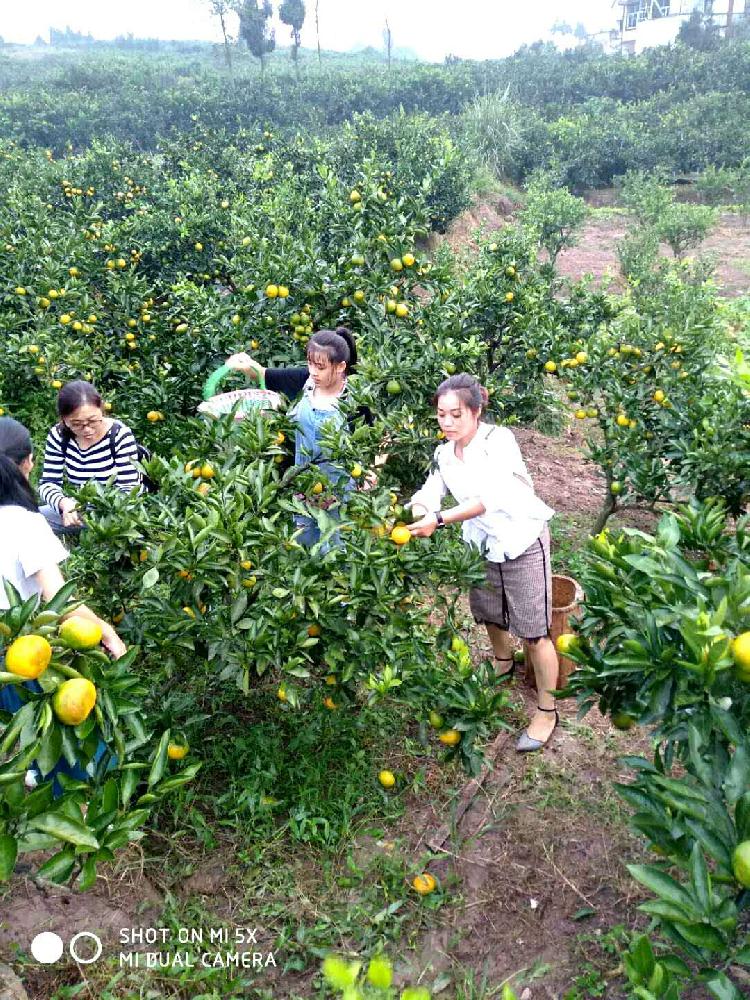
[264,368,308,399]
[352,404,374,427]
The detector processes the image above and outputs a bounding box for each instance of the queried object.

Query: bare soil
[442,193,750,298]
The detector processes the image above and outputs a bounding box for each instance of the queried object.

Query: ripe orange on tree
[390,525,411,546]
[59,616,102,651]
[167,741,189,760]
[5,634,52,679]
[438,729,461,746]
[732,632,750,680]
[556,633,579,656]
[53,678,97,726]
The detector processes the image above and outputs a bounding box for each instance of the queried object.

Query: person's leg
[523,635,559,743]
[500,526,559,751]
[485,622,515,677]
[470,561,515,678]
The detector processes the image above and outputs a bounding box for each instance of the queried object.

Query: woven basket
[198,387,281,420]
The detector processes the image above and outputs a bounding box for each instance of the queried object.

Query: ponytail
[307,326,358,375]
[0,418,38,512]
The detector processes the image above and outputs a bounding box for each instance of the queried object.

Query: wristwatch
[434,511,445,528]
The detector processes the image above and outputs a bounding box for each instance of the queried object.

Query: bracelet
[435,511,445,528]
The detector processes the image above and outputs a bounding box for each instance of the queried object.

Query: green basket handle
[202,363,265,400]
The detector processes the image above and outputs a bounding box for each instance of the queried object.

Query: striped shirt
[39,421,142,512]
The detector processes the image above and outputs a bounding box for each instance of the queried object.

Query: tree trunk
[592,492,617,534]
[385,20,392,70]
[219,11,232,73]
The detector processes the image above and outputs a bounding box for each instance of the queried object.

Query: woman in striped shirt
[39,381,142,535]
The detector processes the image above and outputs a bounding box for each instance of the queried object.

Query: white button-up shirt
[409,422,554,563]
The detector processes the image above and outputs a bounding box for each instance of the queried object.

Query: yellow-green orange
[732,841,750,888]
[59,616,102,651]
[556,633,579,656]
[53,678,97,726]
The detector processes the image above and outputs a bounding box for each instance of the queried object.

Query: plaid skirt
[469,525,552,640]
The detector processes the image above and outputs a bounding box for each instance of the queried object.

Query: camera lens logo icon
[31,931,102,965]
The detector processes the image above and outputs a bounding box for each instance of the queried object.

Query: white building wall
[620,0,747,54]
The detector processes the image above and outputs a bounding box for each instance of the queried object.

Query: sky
[0,2,617,61]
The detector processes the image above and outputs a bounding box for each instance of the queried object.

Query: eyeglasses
[66,417,104,432]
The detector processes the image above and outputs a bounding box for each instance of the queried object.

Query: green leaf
[690,843,711,912]
[735,792,750,841]
[627,864,696,911]
[674,922,726,952]
[77,854,97,891]
[36,724,63,778]
[0,834,17,881]
[36,846,76,883]
[628,934,656,979]
[705,972,745,1000]
[723,746,750,807]
[148,731,170,789]
[141,567,159,589]
[29,813,99,850]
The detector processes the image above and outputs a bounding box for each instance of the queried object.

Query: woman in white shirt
[408,374,559,752]
[39,380,142,535]
[0,417,126,789]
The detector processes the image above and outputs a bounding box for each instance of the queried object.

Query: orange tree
[65,411,510,778]
[542,258,750,531]
[0,585,197,886]
[561,499,750,994]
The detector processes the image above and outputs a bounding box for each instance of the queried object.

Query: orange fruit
[555,633,578,656]
[323,696,338,710]
[428,710,444,729]
[167,742,189,760]
[732,841,750,887]
[59,616,102,651]
[378,770,396,788]
[5,634,52,679]
[390,525,411,546]
[732,633,750,678]
[52,678,97,726]
[612,712,636,731]
[411,873,437,895]
[307,624,321,637]
[438,729,461,746]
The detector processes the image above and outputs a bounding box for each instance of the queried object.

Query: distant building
[615,0,747,55]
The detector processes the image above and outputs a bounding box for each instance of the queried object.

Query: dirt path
[443,194,750,297]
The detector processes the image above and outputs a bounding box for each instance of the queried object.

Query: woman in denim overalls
[226,327,361,547]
